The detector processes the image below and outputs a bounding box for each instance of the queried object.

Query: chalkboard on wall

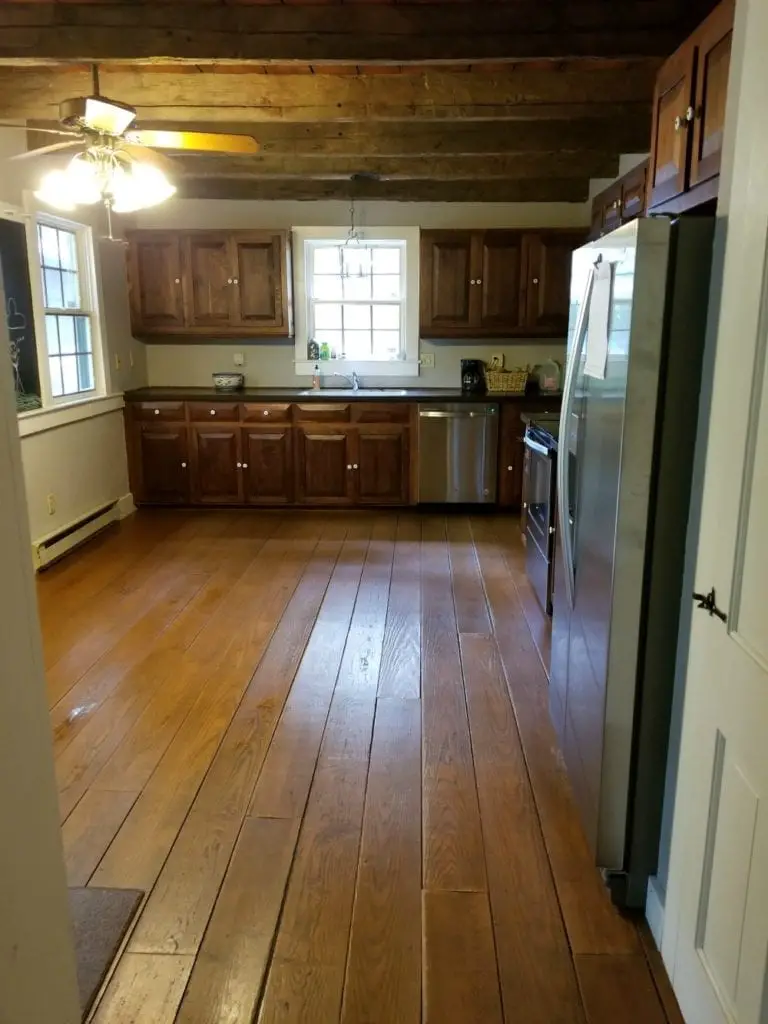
[0,217,42,411]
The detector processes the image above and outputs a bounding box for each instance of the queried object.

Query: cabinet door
[138,426,189,504]
[354,425,410,505]
[232,233,286,330]
[183,234,235,328]
[601,182,623,234]
[478,231,524,332]
[648,42,697,208]
[420,231,475,333]
[191,427,243,504]
[295,427,354,505]
[242,426,294,505]
[128,234,185,331]
[522,233,580,335]
[497,407,525,509]
[690,0,734,189]
[620,159,649,222]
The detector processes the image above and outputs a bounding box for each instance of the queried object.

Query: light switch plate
[420,352,435,368]
[233,352,245,367]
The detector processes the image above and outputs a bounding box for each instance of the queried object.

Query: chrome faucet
[333,371,361,391]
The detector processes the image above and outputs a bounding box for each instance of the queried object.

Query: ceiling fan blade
[0,122,80,138]
[125,129,259,155]
[121,143,178,176]
[10,140,83,161]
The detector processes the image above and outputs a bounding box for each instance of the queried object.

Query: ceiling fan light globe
[67,154,103,205]
[34,169,78,211]
[111,161,176,213]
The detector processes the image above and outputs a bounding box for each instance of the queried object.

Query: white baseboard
[116,492,136,520]
[646,875,666,949]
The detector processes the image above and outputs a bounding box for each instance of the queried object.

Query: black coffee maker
[461,359,486,394]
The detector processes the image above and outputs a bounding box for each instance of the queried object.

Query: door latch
[692,587,728,623]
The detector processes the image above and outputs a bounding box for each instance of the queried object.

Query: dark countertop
[124,386,562,406]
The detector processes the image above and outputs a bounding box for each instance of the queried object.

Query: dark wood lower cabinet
[190,426,243,504]
[242,426,294,505]
[138,426,190,504]
[355,425,410,505]
[295,426,354,505]
[497,406,526,509]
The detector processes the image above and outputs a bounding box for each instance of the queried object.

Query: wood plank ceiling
[0,1,718,203]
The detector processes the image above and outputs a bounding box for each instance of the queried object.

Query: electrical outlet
[420,352,435,369]
[114,353,122,371]
[233,352,245,367]
[46,494,56,516]
[490,353,505,368]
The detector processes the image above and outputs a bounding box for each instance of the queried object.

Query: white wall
[133,197,588,389]
[1,130,146,546]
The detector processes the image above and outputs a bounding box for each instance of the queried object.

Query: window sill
[295,359,420,378]
[17,393,125,438]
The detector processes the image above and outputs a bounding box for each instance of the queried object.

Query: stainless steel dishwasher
[418,403,499,503]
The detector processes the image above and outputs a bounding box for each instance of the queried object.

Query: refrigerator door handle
[557,265,595,609]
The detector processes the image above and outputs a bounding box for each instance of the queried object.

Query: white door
[662,0,768,1021]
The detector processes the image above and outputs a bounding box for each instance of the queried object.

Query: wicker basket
[484,366,529,394]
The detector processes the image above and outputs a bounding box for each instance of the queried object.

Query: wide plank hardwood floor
[38,509,681,1023]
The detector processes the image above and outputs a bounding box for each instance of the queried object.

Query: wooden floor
[38,509,683,1024]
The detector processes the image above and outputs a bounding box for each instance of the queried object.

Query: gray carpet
[68,886,143,1018]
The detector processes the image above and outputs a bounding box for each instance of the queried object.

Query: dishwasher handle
[419,409,497,419]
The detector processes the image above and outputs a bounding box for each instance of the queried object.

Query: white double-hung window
[294,227,420,377]
[37,218,99,400]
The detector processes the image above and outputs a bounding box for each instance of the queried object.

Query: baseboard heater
[32,500,119,571]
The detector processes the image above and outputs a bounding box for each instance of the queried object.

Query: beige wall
[2,131,146,546]
[133,197,589,389]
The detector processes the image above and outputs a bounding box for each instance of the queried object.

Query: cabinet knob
[476,278,482,285]
[181,462,187,469]
[210,409,216,416]
[507,465,514,471]
[242,463,248,469]
[263,410,269,417]
[532,277,539,284]
[153,408,160,415]
[347,464,353,470]
[174,278,181,284]
[470,279,476,285]
[233,278,239,285]
[353,463,359,470]
[522,501,528,509]
[236,462,242,468]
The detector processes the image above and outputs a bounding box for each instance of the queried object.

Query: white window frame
[293,225,420,378]
[33,213,106,406]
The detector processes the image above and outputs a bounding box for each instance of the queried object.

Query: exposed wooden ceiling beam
[173,152,618,181]
[0,3,695,62]
[66,118,648,157]
[177,178,591,204]
[0,65,656,124]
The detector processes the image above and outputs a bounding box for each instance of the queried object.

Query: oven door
[524,434,556,615]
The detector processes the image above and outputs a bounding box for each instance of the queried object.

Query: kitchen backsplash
[145,339,566,390]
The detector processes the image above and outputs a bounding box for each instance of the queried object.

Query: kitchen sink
[297,388,410,397]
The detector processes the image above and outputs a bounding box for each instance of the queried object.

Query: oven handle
[523,436,553,458]
[557,265,595,610]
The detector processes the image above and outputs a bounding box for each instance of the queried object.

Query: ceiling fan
[0,65,259,230]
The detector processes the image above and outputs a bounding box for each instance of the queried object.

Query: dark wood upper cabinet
[243,425,294,505]
[522,232,582,335]
[232,233,288,331]
[690,0,734,189]
[354,425,410,505]
[420,228,579,338]
[295,426,354,505]
[420,232,474,331]
[648,45,696,209]
[648,0,734,215]
[127,229,291,338]
[190,426,243,504]
[127,234,185,331]
[589,160,649,241]
[184,234,235,329]
[478,232,524,332]
[137,425,189,504]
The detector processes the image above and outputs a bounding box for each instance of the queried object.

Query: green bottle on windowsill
[319,342,331,360]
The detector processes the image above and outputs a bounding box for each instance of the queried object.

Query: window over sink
[293,226,420,379]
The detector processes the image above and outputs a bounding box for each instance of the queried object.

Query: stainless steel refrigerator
[551,216,715,909]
